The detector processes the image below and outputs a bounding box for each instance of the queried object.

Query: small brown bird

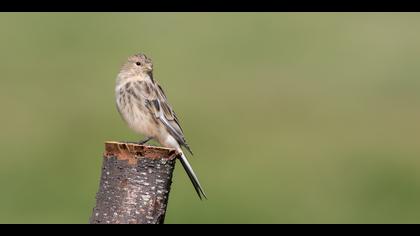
[115,53,206,199]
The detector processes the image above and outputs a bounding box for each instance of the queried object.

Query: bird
[115,53,206,200]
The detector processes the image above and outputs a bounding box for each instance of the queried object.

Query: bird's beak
[146,64,153,71]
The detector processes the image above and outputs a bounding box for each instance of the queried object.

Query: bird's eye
[136,62,141,66]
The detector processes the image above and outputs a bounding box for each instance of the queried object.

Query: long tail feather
[179,153,207,200]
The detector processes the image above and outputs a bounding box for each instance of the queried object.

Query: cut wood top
[104,141,179,165]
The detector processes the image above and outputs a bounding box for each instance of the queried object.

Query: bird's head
[118,53,153,78]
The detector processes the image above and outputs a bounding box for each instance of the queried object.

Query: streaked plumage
[115,53,206,199]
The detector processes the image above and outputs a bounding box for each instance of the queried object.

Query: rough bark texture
[90,141,178,224]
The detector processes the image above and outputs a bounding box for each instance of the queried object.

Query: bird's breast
[116,92,163,139]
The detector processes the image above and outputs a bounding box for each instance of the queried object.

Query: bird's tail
[179,153,207,200]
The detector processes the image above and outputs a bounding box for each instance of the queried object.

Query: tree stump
[90,141,178,224]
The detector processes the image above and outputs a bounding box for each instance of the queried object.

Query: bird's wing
[155,83,184,134]
[143,80,204,199]
[144,81,193,155]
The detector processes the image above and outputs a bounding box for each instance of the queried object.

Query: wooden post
[90,141,178,224]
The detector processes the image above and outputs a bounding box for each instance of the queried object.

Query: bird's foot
[118,141,139,144]
[138,137,152,145]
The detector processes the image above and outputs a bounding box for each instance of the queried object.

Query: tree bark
[90,141,178,224]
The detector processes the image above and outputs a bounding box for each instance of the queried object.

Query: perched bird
[115,53,206,199]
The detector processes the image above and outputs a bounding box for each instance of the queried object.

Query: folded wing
[144,81,193,155]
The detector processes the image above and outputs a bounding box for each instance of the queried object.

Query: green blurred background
[0,13,420,223]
